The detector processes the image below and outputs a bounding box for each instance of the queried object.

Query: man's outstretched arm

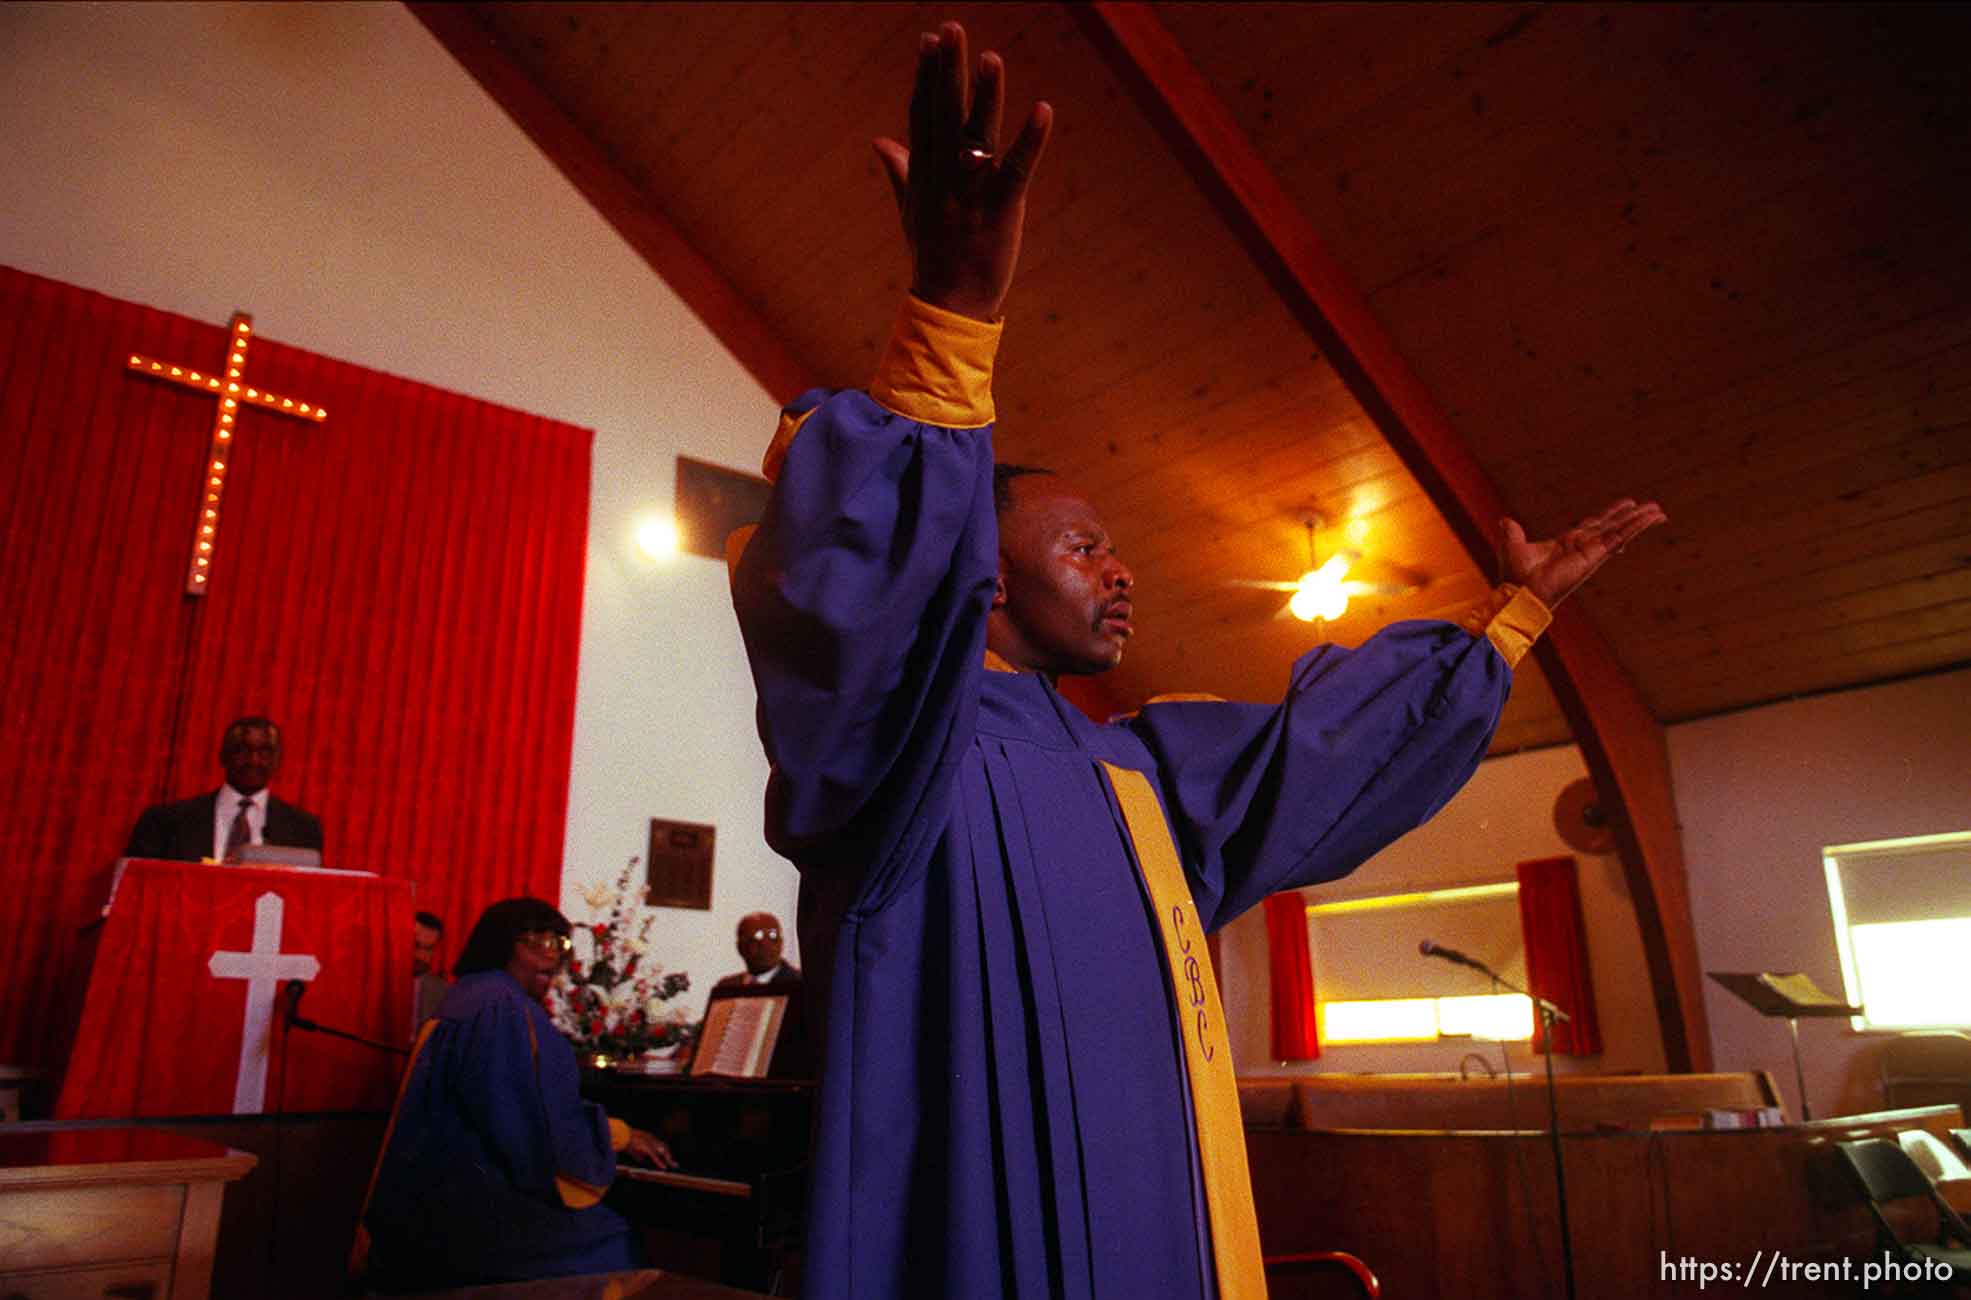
[731,24,1053,876]
[872,22,1052,324]
[1502,497,1667,610]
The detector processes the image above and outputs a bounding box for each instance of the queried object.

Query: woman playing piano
[361,897,674,1288]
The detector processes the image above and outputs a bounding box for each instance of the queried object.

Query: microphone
[1419,940,1571,1022]
[280,977,409,1057]
[1418,939,1487,971]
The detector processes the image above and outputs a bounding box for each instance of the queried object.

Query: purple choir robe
[364,971,640,1287]
[733,382,1519,1299]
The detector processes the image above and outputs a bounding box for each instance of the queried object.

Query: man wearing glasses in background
[715,912,801,990]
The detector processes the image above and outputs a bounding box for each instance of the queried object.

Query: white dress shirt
[213,784,265,859]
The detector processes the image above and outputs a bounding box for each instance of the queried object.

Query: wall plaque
[646,818,715,910]
[674,456,771,560]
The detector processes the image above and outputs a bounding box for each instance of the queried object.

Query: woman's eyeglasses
[518,931,574,964]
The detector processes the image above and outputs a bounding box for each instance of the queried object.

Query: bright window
[1438,993,1536,1041]
[1307,881,1533,1044]
[1320,993,1533,1044]
[1824,832,1971,1030]
[1321,997,1439,1043]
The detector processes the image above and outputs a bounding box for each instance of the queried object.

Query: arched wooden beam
[407,2,817,406]
[1075,1,1710,1070]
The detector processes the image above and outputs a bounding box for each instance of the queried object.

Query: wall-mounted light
[634,515,681,561]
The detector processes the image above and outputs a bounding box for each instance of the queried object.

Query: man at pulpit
[123,715,324,862]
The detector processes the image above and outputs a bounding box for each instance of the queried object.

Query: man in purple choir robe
[730,23,1665,1300]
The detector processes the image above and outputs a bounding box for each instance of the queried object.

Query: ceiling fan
[1228,511,1425,623]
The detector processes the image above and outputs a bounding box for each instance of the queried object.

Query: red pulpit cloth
[57,861,413,1118]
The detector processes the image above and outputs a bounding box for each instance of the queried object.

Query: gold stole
[524,1011,617,1209]
[1101,762,1267,1299]
[348,1018,441,1277]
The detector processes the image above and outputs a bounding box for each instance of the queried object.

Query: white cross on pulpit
[208,891,321,1114]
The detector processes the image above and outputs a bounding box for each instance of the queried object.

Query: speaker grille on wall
[674,456,772,559]
[1554,777,1617,855]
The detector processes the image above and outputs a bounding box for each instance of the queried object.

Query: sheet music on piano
[690,991,788,1078]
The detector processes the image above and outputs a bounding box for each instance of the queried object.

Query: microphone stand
[1426,951,1577,1300]
[1533,995,1576,1300]
[285,981,409,1058]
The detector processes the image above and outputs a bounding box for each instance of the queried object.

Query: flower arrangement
[548,857,694,1061]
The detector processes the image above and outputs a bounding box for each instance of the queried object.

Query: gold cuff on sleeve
[760,404,817,485]
[869,295,1002,429]
[607,1117,631,1151]
[555,1174,608,1210]
[1459,583,1554,668]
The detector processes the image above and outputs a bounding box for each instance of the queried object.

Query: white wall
[0,1,795,1012]
[1223,663,1971,1116]
[1220,738,1667,1078]
[1669,665,1971,1120]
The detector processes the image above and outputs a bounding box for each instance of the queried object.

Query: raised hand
[873,22,1053,321]
[1500,498,1667,609]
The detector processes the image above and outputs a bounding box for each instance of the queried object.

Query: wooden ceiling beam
[406,2,816,406]
[1076,1,1712,1070]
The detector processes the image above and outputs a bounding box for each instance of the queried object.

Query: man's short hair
[414,910,444,933]
[221,715,281,751]
[993,464,1054,516]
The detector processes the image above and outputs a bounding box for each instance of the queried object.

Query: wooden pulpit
[57,860,413,1119]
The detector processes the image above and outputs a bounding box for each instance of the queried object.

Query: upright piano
[583,1071,815,1292]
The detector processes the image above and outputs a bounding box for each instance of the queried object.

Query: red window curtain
[1263,891,1320,1060]
[0,266,591,1069]
[1515,855,1604,1056]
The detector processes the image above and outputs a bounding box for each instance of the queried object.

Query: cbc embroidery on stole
[1100,762,1267,1300]
[1169,903,1214,1063]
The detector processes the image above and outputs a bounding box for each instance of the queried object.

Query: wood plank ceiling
[443,1,1971,754]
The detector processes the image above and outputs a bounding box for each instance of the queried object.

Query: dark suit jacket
[123,789,325,862]
[712,962,801,991]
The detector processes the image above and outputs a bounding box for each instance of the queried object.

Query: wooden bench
[1280,1070,1783,1132]
[1243,1095,1963,1299]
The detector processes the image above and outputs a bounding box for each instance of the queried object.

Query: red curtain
[1515,855,1604,1056]
[0,266,591,1069]
[1263,891,1320,1060]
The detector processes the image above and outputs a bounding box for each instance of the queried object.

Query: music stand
[1708,971,1861,1121]
[689,984,792,1079]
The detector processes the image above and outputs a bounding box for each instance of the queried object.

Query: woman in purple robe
[361,898,673,1289]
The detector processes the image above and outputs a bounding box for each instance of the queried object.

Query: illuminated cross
[126,311,328,595]
[208,890,320,1114]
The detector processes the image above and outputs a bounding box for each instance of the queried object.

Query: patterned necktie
[224,795,253,860]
